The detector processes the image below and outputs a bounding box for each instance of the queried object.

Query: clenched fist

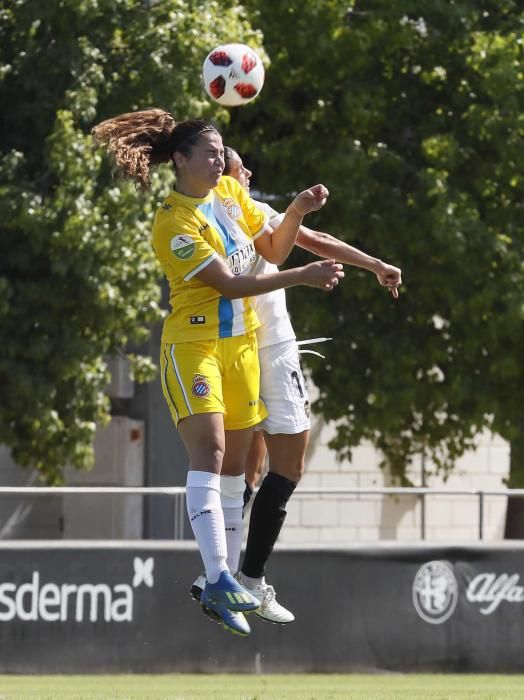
[300,259,344,290]
[289,184,329,217]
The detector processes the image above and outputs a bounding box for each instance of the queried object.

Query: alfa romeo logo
[412,560,459,624]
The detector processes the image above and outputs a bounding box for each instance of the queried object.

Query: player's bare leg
[243,430,268,513]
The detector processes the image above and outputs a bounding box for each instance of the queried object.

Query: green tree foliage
[0,0,262,482]
[231,2,524,488]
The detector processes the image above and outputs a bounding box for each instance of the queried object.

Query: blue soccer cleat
[193,571,260,636]
[204,605,251,636]
[201,570,260,613]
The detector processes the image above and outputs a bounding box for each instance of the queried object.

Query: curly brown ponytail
[92,109,218,190]
[92,108,176,190]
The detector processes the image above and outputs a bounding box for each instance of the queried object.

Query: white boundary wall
[279,408,510,544]
[0,417,511,542]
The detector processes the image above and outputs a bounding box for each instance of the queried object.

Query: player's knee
[205,444,225,472]
[270,459,304,486]
[288,462,304,485]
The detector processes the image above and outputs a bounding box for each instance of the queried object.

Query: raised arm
[195,255,343,299]
[254,185,329,265]
[296,225,402,298]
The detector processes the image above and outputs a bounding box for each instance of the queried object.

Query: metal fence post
[173,492,185,540]
[420,492,426,540]
[478,491,484,540]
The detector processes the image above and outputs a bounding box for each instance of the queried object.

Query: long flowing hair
[92,108,217,190]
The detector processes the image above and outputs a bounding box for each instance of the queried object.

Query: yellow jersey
[152,175,268,343]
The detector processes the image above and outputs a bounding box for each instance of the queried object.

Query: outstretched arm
[296,225,402,298]
[195,255,343,299]
[254,185,329,266]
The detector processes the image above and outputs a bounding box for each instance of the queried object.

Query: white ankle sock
[241,573,265,589]
[185,470,228,584]
[220,474,245,574]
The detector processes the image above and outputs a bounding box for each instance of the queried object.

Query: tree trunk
[504,433,524,539]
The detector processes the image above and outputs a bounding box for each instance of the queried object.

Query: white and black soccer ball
[202,43,265,107]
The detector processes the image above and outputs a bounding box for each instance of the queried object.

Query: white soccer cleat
[235,571,295,624]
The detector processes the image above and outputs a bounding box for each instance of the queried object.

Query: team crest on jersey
[222,197,240,221]
[192,374,211,399]
[170,234,195,260]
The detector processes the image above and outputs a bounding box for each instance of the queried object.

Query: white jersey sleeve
[252,200,284,227]
[250,199,295,349]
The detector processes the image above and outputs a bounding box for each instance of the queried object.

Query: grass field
[0,674,523,700]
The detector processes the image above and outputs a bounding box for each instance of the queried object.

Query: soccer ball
[202,43,265,107]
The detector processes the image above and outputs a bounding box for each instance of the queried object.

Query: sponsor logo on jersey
[223,197,241,221]
[190,316,206,324]
[192,374,211,398]
[198,223,210,234]
[170,234,195,260]
[227,241,256,276]
[161,203,172,211]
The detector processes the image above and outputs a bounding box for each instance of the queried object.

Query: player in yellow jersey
[92,108,344,636]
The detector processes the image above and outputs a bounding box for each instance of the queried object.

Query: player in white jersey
[192,147,402,625]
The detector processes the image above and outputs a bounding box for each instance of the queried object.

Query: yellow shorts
[160,331,268,430]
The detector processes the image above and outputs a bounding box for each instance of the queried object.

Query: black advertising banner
[0,543,524,672]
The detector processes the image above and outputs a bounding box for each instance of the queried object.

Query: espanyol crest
[192,374,211,399]
[223,197,240,220]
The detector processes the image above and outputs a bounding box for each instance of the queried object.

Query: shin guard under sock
[186,470,227,584]
[241,471,296,579]
[220,474,245,574]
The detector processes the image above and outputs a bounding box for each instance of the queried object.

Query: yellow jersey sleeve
[153,206,218,282]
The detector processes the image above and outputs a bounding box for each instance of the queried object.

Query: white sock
[220,474,245,575]
[241,573,265,589]
[186,470,228,584]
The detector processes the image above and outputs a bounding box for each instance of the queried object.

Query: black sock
[241,472,296,579]
[242,481,253,517]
